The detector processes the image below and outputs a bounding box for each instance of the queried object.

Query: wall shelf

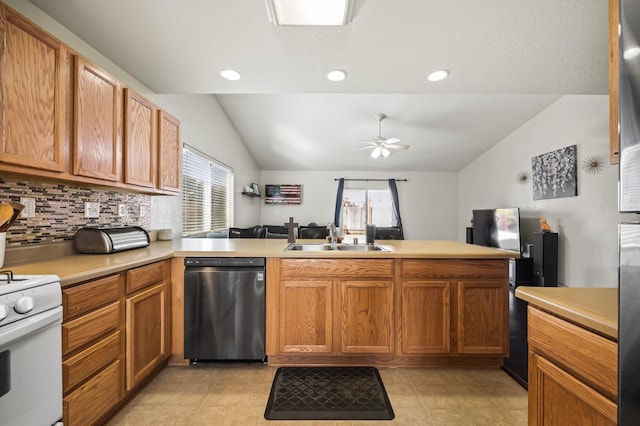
[242,191,260,198]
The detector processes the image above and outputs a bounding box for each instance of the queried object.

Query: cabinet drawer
[63,274,121,320]
[126,260,166,294]
[402,259,507,279]
[528,307,618,401]
[63,331,121,393]
[280,259,394,278]
[63,301,120,355]
[63,360,121,426]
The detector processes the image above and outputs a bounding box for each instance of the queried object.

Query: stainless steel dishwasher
[184,257,266,361]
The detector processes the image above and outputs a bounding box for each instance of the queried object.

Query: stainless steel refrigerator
[618,1,640,423]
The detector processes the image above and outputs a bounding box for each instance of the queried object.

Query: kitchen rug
[264,366,394,420]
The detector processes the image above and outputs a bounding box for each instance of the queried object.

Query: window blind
[182,144,234,236]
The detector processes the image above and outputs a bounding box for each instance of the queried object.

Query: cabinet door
[74,56,122,181]
[529,353,617,426]
[124,88,156,188]
[340,280,394,354]
[456,280,508,355]
[125,282,168,391]
[157,110,181,192]
[0,6,66,172]
[400,280,450,354]
[279,280,333,353]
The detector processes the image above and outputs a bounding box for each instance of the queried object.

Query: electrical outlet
[84,202,100,218]
[20,197,36,218]
[118,204,127,217]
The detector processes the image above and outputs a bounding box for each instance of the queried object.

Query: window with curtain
[341,188,393,235]
[182,144,234,236]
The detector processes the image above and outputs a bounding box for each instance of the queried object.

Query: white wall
[459,96,622,287]
[259,170,459,240]
[5,0,261,236]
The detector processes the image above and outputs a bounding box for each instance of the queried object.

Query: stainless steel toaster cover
[74,226,150,254]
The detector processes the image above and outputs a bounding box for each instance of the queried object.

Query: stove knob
[14,296,35,314]
[0,304,8,321]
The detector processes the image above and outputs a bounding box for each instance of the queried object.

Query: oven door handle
[0,306,62,347]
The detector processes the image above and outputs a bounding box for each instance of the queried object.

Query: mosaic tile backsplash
[0,178,151,247]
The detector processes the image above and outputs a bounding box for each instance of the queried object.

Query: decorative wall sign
[532,145,577,200]
[265,184,302,204]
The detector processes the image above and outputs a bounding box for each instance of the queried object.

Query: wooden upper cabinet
[157,110,181,192]
[73,56,122,181]
[0,5,66,172]
[124,88,156,188]
[610,0,619,165]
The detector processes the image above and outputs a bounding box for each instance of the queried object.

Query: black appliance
[183,257,266,361]
[618,0,640,422]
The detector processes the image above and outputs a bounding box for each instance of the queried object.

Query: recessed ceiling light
[327,69,347,82]
[624,47,640,60]
[265,0,353,26]
[427,69,450,82]
[220,69,241,81]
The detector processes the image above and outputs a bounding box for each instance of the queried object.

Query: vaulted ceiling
[28,0,608,171]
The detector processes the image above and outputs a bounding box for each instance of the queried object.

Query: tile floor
[107,363,528,426]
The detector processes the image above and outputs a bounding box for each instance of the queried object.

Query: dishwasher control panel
[184,257,265,267]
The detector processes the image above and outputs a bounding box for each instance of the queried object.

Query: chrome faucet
[327,222,337,247]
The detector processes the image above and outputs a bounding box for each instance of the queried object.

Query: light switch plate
[84,202,100,218]
[20,197,36,218]
[118,204,127,217]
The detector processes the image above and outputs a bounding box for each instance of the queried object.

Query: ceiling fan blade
[386,143,410,150]
[384,137,401,144]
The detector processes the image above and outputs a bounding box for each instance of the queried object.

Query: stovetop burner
[0,271,61,296]
[0,270,26,283]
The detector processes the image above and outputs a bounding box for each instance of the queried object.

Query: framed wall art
[265,184,302,204]
[532,145,577,200]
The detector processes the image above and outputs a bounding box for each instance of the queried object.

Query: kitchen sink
[285,243,388,252]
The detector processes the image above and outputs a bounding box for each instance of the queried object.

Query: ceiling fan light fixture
[220,69,241,81]
[371,146,391,159]
[427,69,450,82]
[265,0,353,26]
[327,69,347,82]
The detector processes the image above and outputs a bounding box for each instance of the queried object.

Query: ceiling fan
[360,114,410,158]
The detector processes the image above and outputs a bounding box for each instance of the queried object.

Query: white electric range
[0,272,63,426]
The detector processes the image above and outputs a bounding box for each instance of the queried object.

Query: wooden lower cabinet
[341,280,394,354]
[529,353,616,425]
[61,260,171,424]
[126,282,168,390]
[527,307,618,425]
[268,258,509,365]
[63,360,122,426]
[400,280,451,354]
[456,280,508,355]
[279,279,333,353]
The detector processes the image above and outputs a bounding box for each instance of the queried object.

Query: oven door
[0,306,62,426]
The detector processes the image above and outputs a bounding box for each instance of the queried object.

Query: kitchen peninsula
[9,238,515,369]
